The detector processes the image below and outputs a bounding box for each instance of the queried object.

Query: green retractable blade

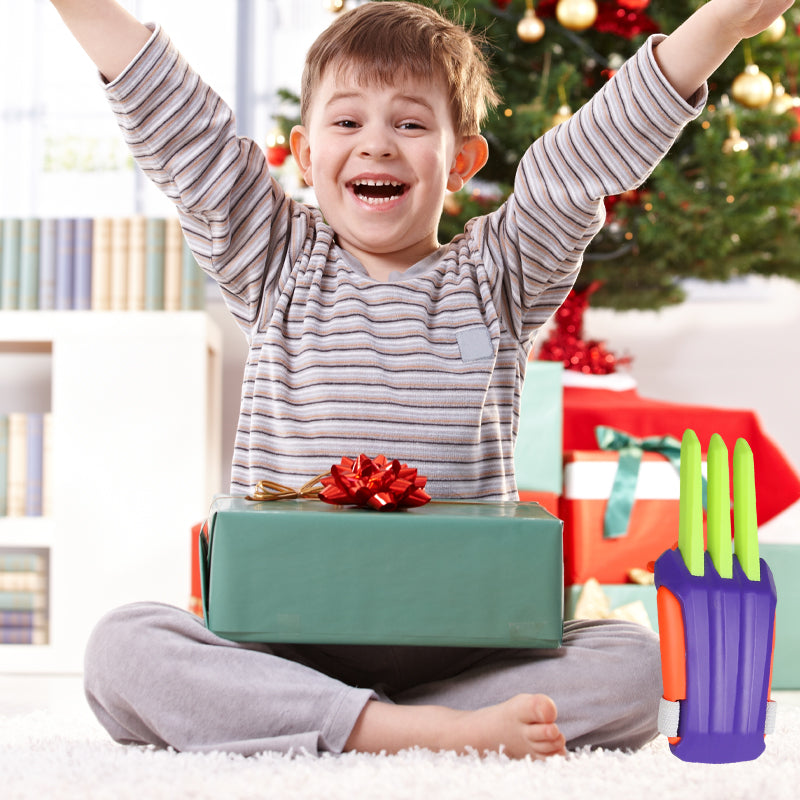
[733,438,760,581]
[678,429,705,576]
[707,433,733,579]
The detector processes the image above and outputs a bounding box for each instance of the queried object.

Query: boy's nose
[358,129,397,159]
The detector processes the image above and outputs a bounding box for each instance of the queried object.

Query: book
[0,415,8,516]
[42,413,53,517]
[24,413,44,516]
[91,217,112,311]
[0,552,47,572]
[55,218,76,310]
[38,219,58,310]
[181,237,206,310]
[73,218,94,310]
[163,216,183,311]
[110,217,130,311]
[0,609,47,628]
[127,215,147,311]
[145,217,166,310]
[1,218,21,310]
[0,626,48,645]
[19,218,40,311]
[0,571,47,592]
[6,413,27,517]
[0,590,47,611]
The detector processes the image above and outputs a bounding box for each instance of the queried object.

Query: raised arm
[49,0,151,82]
[654,0,795,100]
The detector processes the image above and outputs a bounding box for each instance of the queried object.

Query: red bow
[319,454,432,511]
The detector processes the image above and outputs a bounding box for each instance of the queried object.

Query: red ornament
[790,106,800,144]
[593,2,659,38]
[538,282,630,374]
[616,0,649,10]
[319,454,432,511]
[267,145,291,167]
[492,0,514,8]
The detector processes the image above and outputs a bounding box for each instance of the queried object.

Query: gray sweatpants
[83,602,661,756]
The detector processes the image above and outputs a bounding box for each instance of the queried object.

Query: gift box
[761,544,800,690]
[515,361,563,494]
[565,581,657,630]
[560,448,705,585]
[200,496,564,648]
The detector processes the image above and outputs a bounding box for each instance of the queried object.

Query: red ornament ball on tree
[617,0,650,10]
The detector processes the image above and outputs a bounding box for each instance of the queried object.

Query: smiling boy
[50,0,793,760]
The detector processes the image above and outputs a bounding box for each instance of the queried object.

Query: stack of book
[0,413,51,517]
[0,216,207,311]
[0,551,48,645]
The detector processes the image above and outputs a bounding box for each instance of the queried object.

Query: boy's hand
[655,0,794,101]
[48,0,151,82]
[713,0,796,40]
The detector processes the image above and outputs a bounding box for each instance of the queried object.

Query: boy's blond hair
[300,1,499,138]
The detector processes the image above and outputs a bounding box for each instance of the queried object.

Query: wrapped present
[200,496,564,648]
[761,543,800,690]
[565,577,657,630]
[560,430,707,584]
[515,361,563,494]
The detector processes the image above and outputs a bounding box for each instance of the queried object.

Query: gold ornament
[731,64,773,109]
[323,0,345,12]
[517,4,546,43]
[722,113,749,155]
[770,82,795,115]
[761,15,787,43]
[555,0,598,32]
[550,104,573,128]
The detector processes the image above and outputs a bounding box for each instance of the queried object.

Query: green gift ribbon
[595,426,708,539]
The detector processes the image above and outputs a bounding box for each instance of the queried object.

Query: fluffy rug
[3,705,800,800]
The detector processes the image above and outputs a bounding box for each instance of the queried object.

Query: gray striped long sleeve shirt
[105,26,704,500]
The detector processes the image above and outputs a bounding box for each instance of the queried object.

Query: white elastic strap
[658,697,777,738]
[658,697,680,739]
[765,701,778,735]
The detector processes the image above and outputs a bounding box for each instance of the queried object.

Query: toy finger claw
[654,430,778,763]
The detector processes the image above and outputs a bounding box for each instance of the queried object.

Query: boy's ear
[447,135,489,192]
[289,125,314,186]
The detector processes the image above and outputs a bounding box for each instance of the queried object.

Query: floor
[1,674,799,720]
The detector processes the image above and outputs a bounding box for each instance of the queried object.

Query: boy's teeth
[352,179,405,202]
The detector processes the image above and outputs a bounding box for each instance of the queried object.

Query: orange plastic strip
[657,585,686,745]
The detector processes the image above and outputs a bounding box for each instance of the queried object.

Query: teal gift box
[515,361,563,494]
[200,496,564,648]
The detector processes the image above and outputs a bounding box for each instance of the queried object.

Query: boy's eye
[335,120,359,128]
[399,122,424,130]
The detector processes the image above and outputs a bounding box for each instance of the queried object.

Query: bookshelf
[0,311,222,672]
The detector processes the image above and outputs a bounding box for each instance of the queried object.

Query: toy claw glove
[654,430,777,764]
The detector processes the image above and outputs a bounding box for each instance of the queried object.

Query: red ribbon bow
[319,454,432,511]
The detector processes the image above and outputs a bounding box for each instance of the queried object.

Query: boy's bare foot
[344,693,567,760]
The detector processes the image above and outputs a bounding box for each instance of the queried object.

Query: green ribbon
[595,426,707,539]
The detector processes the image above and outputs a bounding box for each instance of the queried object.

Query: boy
[50,0,792,760]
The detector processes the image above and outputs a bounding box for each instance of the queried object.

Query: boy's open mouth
[350,179,407,205]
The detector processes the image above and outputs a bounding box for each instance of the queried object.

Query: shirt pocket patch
[456,326,494,362]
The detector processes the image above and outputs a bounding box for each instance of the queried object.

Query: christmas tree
[351,0,800,312]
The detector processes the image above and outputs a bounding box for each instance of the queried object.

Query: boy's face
[290,65,487,277]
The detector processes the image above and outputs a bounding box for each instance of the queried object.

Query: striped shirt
[105,27,704,500]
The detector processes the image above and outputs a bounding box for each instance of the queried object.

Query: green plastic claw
[733,438,760,581]
[707,433,733,579]
[679,429,705,577]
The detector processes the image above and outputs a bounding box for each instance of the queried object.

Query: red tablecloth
[563,386,800,525]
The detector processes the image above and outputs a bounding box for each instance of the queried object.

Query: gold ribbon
[245,473,329,502]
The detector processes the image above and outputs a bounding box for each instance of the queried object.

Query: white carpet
[3,706,800,800]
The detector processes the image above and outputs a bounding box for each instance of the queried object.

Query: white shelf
[1,311,223,672]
